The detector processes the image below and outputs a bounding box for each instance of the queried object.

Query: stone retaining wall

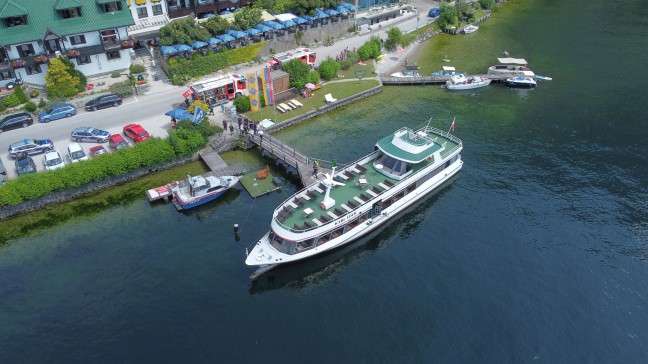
[0,156,194,220]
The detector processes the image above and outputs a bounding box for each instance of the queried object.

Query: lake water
[1,0,647,362]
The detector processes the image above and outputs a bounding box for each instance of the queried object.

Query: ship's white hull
[246,157,463,276]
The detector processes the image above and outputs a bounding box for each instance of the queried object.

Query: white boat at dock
[463,25,479,34]
[245,121,463,279]
[506,76,537,88]
[446,74,491,90]
[488,57,535,77]
[390,65,421,78]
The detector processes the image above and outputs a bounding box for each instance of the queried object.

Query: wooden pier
[246,133,335,187]
[380,74,509,85]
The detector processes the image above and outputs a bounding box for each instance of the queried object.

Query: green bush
[318,59,340,81]
[358,40,381,60]
[38,98,46,108]
[233,95,251,112]
[479,0,495,9]
[2,94,22,108]
[168,129,207,156]
[24,101,37,112]
[29,89,39,98]
[129,64,146,74]
[13,85,28,103]
[306,70,320,84]
[0,103,5,112]
[110,81,134,98]
[167,42,266,82]
[177,118,222,137]
[282,59,311,89]
[111,71,122,78]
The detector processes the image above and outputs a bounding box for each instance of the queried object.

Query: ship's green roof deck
[275,127,461,235]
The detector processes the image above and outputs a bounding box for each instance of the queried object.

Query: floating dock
[239,169,281,198]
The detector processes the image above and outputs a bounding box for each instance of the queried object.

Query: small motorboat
[446,74,491,90]
[506,76,537,88]
[464,25,479,34]
[171,174,240,210]
[390,65,421,78]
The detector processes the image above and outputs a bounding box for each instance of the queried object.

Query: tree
[357,38,381,60]
[203,16,230,36]
[12,84,28,103]
[383,27,403,52]
[438,5,459,29]
[159,18,210,46]
[233,7,262,30]
[45,58,80,98]
[281,59,311,90]
[317,59,339,80]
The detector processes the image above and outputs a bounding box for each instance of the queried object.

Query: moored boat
[446,74,491,90]
[390,65,421,78]
[171,174,239,210]
[245,122,463,278]
[506,76,537,88]
[488,57,535,77]
[463,25,479,34]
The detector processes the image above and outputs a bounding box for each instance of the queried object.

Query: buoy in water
[234,224,241,241]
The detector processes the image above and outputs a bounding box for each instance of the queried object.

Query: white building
[0,0,136,87]
[126,0,170,43]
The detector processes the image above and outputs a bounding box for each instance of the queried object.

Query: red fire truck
[189,73,247,102]
[266,48,317,70]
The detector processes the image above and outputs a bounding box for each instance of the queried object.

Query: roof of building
[0,0,135,46]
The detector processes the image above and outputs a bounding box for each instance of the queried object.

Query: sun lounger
[341,204,353,212]
[378,182,391,190]
[279,103,293,111]
[366,189,378,197]
[277,104,288,113]
[324,93,338,103]
[290,99,303,108]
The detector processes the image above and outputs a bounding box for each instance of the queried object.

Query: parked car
[0,76,22,90]
[89,145,109,157]
[108,134,129,151]
[428,7,440,17]
[43,150,66,171]
[0,159,6,185]
[70,126,110,143]
[67,142,89,163]
[38,103,77,123]
[0,112,34,133]
[84,93,122,111]
[8,138,55,158]
[123,123,150,143]
[14,153,37,176]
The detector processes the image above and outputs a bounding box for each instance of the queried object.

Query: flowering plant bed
[34,54,49,64]
[67,49,81,58]
[11,59,26,68]
[121,40,135,48]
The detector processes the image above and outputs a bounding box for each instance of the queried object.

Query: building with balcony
[126,0,170,42]
[0,0,136,87]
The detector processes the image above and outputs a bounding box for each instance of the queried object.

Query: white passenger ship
[245,122,463,278]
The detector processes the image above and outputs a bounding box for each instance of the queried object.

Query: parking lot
[0,101,173,179]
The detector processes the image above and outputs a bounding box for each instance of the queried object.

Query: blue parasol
[217,34,235,42]
[245,28,261,36]
[160,46,178,55]
[292,17,307,25]
[325,9,340,17]
[165,108,193,120]
[280,19,296,28]
[254,24,272,32]
[208,37,222,45]
[341,2,356,11]
[191,41,208,49]
[174,44,192,52]
[335,6,349,14]
[264,20,285,30]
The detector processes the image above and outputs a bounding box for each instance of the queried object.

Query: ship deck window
[379,155,408,176]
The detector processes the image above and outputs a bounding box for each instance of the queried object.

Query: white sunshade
[497,58,528,65]
[443,66,456,71]
[274,13,297,22]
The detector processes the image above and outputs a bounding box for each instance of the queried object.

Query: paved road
[1,2,435,179]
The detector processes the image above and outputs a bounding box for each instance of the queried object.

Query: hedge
[167,42,266,85]
[0,120,221,207]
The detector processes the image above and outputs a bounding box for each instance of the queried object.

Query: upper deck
[272,127,461,236]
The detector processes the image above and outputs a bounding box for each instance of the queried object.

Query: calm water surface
[1,0,647,362]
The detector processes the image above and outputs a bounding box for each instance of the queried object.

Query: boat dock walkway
[246,133,333,187]
[380,74,509,85]
[146,151,246,202]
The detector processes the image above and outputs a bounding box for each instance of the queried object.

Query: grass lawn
[243,79,380,123]
[336,60,375,79]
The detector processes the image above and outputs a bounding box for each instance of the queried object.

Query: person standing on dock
[229,125,234,134]
[312,161,319,176]
[259,130,264,142]
[222,120,227,129]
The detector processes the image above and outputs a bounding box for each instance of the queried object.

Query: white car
[67,142,89,163]
[43,150,65,171]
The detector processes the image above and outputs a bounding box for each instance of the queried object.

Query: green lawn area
[336,60,375,78]
[243,79,379,123]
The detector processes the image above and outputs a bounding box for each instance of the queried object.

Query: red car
[108,134,130,151]
[89,145,109,157]
[123,123,150,143]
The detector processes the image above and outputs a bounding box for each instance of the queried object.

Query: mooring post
[233,224,240,241]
